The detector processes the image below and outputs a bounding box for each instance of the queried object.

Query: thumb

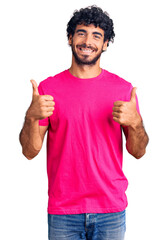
[130,87,137,102]
[30,79,39,96]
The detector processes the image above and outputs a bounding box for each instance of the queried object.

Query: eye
[78,33,85,36]
[94,35,101,39]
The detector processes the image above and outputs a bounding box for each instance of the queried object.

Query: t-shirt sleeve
[38,83,49,126]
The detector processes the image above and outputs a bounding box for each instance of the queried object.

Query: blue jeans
[48,210,126,240]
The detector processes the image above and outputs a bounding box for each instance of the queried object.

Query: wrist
[129,113,142,130]
[25,109,38,123]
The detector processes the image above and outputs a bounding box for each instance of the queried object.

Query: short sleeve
[38,83,49,126]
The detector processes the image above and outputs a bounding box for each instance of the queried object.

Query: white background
[0,0,168,239]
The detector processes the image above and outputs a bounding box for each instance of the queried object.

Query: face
[68,24,108,66]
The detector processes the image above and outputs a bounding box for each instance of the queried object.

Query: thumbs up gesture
[112,87,141,128]
[26,80,55,121]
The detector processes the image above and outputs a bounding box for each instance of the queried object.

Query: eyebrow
[76,29,103,37]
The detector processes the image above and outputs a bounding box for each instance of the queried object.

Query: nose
[84,34,92,46]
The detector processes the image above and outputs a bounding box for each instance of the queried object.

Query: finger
[112,112,120,118]
[46,107,55,112]
[39,100,55,108]
[30,79,39,96]
[130,87,137,102]
[45,111,54,117]
[112,106,121,113]
[47,112,54,117]
[40,111,54,119]
[39,107,54,118]
[113,116,120,124]
[45,101,55,107]
[113,101,124,107]
[41,95,54,101]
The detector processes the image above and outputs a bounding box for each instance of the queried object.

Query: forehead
[75,24,104,35]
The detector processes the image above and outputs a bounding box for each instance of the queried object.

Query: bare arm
[19,120,48,160]
[19,79,55,160]
[123,120,149,159]
[112,87,149,159]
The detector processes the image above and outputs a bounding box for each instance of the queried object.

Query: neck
[69,57,102,79]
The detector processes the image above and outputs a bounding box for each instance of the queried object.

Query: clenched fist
[112,87,141,128]
[26,79,55,121]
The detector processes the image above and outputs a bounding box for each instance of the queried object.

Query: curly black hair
[67,5,115,47]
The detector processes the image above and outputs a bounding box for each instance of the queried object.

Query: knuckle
[38,95,43,102]
[40,101,46,108]
[49,102,55,107]
[120,106,124,112]
[118,115,122,121]
[42,113,47,118]
[39,106,44,112]
[121,104,127,112]
[40,108,46,115]
[118,115,123,122]
[121,103,125,108]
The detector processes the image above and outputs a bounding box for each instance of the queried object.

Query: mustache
[76,44,98,51]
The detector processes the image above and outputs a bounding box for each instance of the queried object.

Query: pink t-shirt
[38,69,140,215]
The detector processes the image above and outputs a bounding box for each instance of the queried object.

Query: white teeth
[80,48,93,52]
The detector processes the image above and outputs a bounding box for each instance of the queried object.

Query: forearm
[19,116,42,160]
[126,120,149,159]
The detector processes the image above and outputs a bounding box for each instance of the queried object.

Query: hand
[26,79,55,121]
[112,87,141,128]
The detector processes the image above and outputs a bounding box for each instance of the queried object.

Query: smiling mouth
[76,44,96,55]
[78,47,94,56]
[79,47,94,53]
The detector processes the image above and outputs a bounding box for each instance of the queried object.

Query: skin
[68,24,108,78]
[19,80,54,159]
[112,87,148,158]
[19,23,149,160]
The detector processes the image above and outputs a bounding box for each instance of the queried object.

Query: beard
[71,42,104,66]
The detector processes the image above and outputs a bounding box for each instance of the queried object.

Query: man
[19,5,149,240]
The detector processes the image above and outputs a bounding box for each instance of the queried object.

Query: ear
[103,40,108,51]
[68,35,73,46]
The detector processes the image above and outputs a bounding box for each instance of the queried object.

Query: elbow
[126,144,146,159]
[22,150,33,160]
[134,138,149,159]
[132,149,146,159]
[20,142,42,161]
[25,155,33,160]
[134,150,146,159]
[22,149,39,160]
